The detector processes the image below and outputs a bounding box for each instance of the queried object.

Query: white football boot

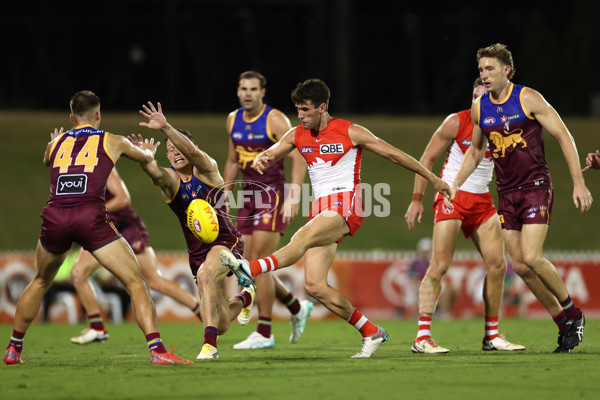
[411,338,450,354]
[351,325,388,358]
[196,343,219,359]
[233,332,275,350]
[289,300,314,344]
[219,250,254,288]
[70,328,108,345]
[482,335,525,351]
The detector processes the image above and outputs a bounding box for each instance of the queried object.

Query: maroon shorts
[114,216,150,255]
[433,191,497,238]
[235,183,287,235]
[497,187,554,230]
[308,191,364,243]
[188,236,245,278]
[40,202,120,253]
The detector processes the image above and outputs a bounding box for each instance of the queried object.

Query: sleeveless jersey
[167,167,241,258]
[47,125,115,207]
[294,118,361,199]
[229,105,285,186]
[478,83,551,192]
[440,109,493,194]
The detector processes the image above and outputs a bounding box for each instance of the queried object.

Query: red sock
[249,255,279,277]
[416,315,432,342]
[484,315,499,341]
[347,308,378,337]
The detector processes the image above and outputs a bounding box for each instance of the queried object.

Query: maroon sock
[146,332,167,353]
[257,316,272,338]
[88,313,106,331]
[559,296,582,320]
[9,330,25,351]
[553,311,568,332]
[281,293,301,315]
[203,326,218,348]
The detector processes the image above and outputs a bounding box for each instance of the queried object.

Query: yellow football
[186,198,219,243]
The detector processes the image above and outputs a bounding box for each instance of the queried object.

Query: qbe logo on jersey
[320,143,344,154]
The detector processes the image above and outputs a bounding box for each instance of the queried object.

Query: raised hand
[139,101,168,131]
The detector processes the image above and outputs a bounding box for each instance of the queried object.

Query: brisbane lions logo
[489,129,527,159]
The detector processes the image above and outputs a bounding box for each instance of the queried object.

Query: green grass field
[1,318,598,399]
[2,111,600,252]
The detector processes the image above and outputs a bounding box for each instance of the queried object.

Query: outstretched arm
[252,127,297,175]
[405,114,459,230]
[128,133,180,201]
[139,101,221,183]
[349,124,451,198]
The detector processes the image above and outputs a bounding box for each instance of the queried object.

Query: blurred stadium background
[1,1,599,322]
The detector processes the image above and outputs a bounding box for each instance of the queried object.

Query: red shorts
[308,191,364,243]
[434,190,497,238]
[236,184,288,235]
[497,187,553,230]
[115,216,150,255]
[40,202,120,253]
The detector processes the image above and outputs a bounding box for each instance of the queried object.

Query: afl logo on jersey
[483,117,496,126]
[320,143,344,154]
[461,139,472,146]
[300,146,314,154]
[232,132,243,140]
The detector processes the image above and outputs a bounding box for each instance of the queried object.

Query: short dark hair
[70,90,100,116]
[473,77,484,87]
[290,79,330,108]
[476,43,516,79]
[238,70,266,89]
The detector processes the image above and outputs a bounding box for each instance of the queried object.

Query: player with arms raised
[4,90,192,365]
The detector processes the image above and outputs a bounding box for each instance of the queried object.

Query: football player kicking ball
[4,91,192,365]
[131,101,255,360]
[220,78,451,358]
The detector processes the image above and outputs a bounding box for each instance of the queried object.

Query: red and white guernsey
[441,109,493,194]
[294,118,361,199]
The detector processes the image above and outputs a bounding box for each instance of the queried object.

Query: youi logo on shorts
[320,143,344,154]
[483,117,496,126]
[56,174,88,195]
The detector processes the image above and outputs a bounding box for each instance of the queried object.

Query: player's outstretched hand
[50,127,64,142]
[128,133,161,155]
[252,154,274,175]
[139,101,168,131]
[573,185,593,213]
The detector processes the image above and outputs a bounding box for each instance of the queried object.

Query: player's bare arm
[252,127,297,174]
[128,133,180,201]
[349,124,450,198]
[446,104,486,206]
[405,113,459,230]
[109,133,156,164]
[223,112,240,193]
[105,169,132,213]
[140,101,223,185]
[523,88,592,212]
